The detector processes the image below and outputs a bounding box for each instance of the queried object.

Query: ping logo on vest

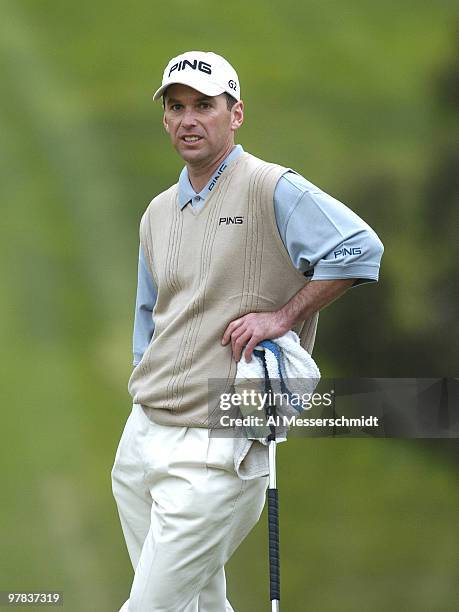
[168,59,212,78]
[219,216,244,225]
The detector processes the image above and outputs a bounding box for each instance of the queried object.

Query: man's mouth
[182,136,202,143]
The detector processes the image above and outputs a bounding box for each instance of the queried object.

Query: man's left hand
[221,311,290,362]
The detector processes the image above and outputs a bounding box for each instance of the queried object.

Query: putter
[268,429,279,611]
[259,350,280,611]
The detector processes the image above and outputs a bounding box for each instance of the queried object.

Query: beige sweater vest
[127,151,319,426]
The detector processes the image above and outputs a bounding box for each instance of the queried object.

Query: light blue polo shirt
[133,144,384,365]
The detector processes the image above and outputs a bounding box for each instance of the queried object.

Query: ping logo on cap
[168,59,212,78]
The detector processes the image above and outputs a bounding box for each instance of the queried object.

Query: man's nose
[181,107,198,127]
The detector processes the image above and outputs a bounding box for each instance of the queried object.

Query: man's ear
[231,100,244,131]
[163,114,169,133]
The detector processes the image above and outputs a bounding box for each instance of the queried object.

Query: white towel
[233,330,321,479]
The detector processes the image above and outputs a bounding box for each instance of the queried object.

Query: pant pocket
[206,435,236,473]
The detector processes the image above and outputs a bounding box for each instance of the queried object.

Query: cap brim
[152,79,226,101]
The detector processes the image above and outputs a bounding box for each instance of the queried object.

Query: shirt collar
[178,144,244,209]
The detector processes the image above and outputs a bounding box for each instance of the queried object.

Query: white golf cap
[153,51,241,102]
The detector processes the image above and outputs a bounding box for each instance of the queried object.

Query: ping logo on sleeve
[334,247,362,258]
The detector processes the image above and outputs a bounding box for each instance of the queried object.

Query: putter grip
[268,488,280,601]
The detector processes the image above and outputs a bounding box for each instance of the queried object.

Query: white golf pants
[111,403,268,612]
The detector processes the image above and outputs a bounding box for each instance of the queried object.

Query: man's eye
[199,102,211,109]
[170,104,182,111]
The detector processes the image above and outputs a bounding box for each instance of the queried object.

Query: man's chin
[176,146,208,164]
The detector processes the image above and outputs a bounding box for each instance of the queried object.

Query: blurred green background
[1,0,458,610]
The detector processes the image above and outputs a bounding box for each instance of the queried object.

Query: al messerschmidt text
[219,414,380,428]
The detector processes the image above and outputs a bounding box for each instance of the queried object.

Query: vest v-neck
[183,154,246,217]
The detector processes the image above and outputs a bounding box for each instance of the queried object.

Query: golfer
[111,50,384,611]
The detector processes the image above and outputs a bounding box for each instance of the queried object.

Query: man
[111,51,384,611]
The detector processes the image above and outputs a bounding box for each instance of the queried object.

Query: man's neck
[186,143,235,193]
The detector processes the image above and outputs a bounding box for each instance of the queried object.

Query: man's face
[162,84,243,165]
